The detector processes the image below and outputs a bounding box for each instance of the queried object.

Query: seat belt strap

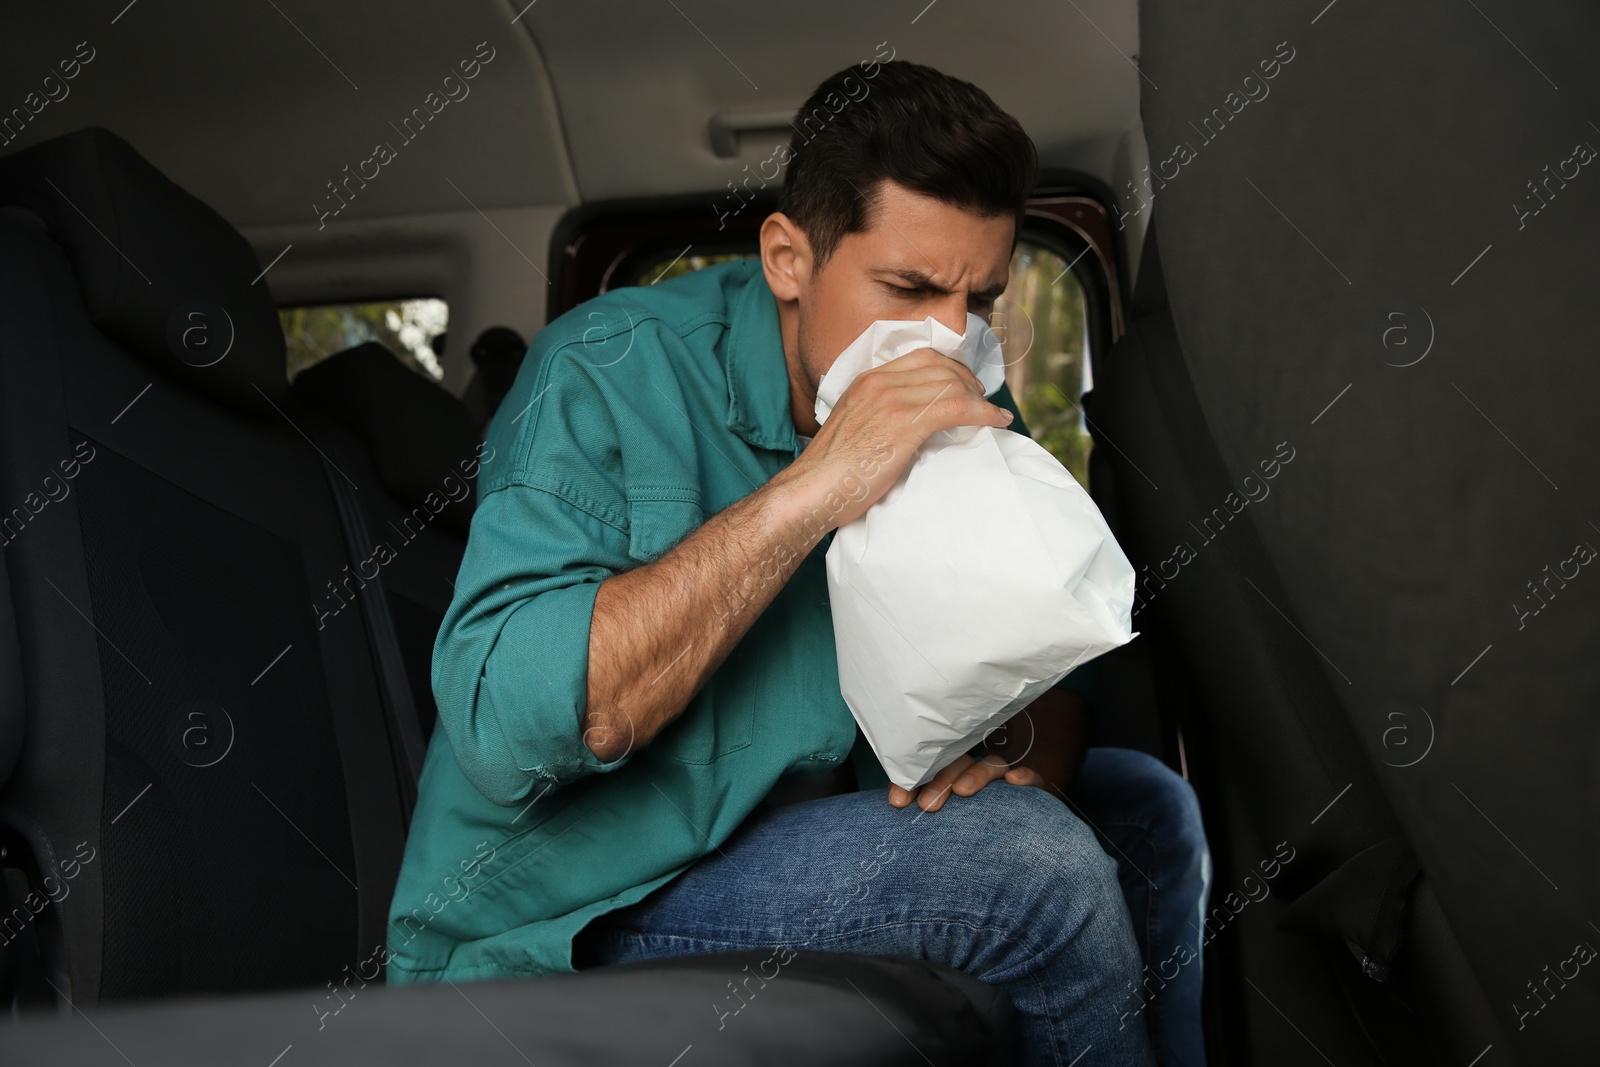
[312,434,426,810]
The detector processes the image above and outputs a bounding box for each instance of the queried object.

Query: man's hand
[785,346,1014,530]
[887,752,1051,813]
[887,689,1093,812]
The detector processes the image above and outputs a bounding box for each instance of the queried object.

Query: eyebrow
[878,267,1008,302]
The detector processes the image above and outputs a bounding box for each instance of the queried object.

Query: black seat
[3,950,1017,1067]
[292,341,481,743]
[1095,218,1517,1063]
[0,127,418,1004]
[463,325,528,431]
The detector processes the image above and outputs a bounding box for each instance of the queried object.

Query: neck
[777,296,821,437]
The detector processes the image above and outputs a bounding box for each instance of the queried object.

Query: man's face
[783,179,1016,407]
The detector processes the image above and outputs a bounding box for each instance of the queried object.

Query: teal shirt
[387,259,871,983]
[385,257,1092,984]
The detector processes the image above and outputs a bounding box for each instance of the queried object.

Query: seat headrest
[292,343,481,538]
[469,326,527,369]
[0,127,287,414]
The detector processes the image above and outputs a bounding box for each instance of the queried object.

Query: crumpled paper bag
[816,314,1137,790]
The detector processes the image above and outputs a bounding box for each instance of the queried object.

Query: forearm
[582,463,827,760]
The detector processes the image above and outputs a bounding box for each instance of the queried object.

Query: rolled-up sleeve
[431,347,638,806]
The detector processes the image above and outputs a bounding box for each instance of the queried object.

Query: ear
[759,211,811,303]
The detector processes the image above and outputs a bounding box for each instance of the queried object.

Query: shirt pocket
[625,495,703,564]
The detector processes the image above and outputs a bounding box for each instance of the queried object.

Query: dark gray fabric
[0,206,114,1005]
[311,425,427,800]
[0,526,24,791]
[1280,835,1422,984]
[74,441,358,998]
[292,342,481,752]
[293,343,479,537]
[0,128,287,415]
[468,325,529,428]
[0,146,409,1005]
[1135,1,1600,1061]
[1095,297,1421,1064]
[4,951,1016,1067]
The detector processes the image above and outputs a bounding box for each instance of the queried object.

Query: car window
[279,298,449,380]
[624,241,1093,485]
[994,242,1093,487]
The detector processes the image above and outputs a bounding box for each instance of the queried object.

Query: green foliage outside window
[994,244,1093,488]
[279,298,448,381]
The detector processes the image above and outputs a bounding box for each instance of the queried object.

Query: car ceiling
[2,0,1141,227]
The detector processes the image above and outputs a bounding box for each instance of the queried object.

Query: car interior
[2,1,1596,1064]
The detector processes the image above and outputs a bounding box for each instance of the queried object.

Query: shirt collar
[724,260,799,454]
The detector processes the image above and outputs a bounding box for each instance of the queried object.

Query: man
[388,61,1207,1067]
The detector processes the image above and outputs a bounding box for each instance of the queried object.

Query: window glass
[279,298,448,380]
[993,242,1094,487]
[619,240,1094,486]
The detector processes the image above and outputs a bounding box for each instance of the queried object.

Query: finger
[949,360,985,396]
[886,347,961,371]
[886,349,987,396]
[887,783,915,808]
[869,364,986,397]
[859,359,986,400]
[952,754,1011,796]
[900,381,1011,432]
[914,393,1013,434]
[936,356,986,397]
[916,755,975,813]
[1004,766,1048,789]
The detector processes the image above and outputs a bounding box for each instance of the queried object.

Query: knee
[1149,763,1208,878]
[911,785,1140,981]
[969,785,1130,936]
[1093,749,1209,869]
[1014,784,1118,874]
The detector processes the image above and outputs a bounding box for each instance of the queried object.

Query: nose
[931,293,968,336]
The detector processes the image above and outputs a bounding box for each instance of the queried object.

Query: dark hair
[779,60,1038,266]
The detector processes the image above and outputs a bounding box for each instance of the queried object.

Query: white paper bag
[816,314,1137,790]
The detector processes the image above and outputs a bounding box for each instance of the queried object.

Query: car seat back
[293,341,480,743]
[1120,1,1600,1061]
[0,128,414,1007]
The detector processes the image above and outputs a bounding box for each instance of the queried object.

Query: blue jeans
[576,749,1204,1066]
[1069,748,1211,1067]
